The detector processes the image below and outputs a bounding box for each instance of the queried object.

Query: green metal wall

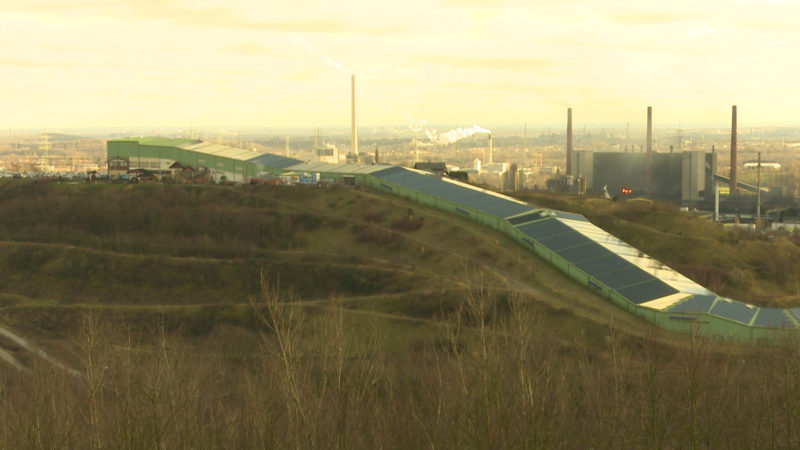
[108,142,190,166]
[107,140,262,181]
[366,173,797,344]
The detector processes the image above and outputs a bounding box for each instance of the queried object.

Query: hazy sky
[2,0,799,130]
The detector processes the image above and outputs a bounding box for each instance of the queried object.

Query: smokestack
[375,144,379,165]
[646,106,653,190]
[566,108,573,175]
[731,105,738,196]
[488,133,493,164]
[351,74,358,160]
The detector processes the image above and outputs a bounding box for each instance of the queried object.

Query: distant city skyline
[2,0,800,129]
[6,121,800,141]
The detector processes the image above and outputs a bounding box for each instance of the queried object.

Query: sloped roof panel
[595,266,656,290]
[752,309,795,328]
[173,141,303,167]
[247,153,304,169]
[131,137,196,147]
[287,162,391,174]
[559,217,714,298]
[213,147,259,159]
[557,242,614,263]
[617,279,679,304]
[554,211,589,222]
[574,253,631,276]
[517,218,572,240]
[372,166,533,218]
[538,230,593,252]
[507,211,550,225]
[710,300,758,324]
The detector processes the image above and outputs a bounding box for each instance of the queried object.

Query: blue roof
[247,153,304,169]
[538,230,593,252]
[617,279,679,304]
[372,166,534,218]
[507,211,550,225]
[574,253,631,276]
[669,295,717,313]
[752,309,795,328]
[516,218,573,240]
[710,300,758,324]
[557,242,615,264]
[596,266,657,290]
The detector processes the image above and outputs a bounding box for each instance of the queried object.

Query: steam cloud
[406,117,436,147]
[293,38,351,73]
[407,117,428,133]
[426,125,492,145]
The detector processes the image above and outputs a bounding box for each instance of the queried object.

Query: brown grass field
[1,179,800,447]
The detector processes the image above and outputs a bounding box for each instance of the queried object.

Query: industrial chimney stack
[566,108,573,175]
[351,74,358,161]
[488,133,493,164]
[646,106,653,190]
[730,105,738,196]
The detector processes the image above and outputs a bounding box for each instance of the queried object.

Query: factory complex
[107,136,800,342]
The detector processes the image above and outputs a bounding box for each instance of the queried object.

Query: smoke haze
[426,125,492,145]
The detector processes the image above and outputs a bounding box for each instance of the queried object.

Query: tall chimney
[646,106,653,190]
[730,105,738,196]
[566,108,573,175]
[351,74,358,160]
[488,133,493,164]
[375,144,379,165]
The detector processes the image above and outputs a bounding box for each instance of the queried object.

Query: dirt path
[0,324,81,376]
[0,345,23,370]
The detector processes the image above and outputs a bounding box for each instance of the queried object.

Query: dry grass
[3,181,800,446]
[2,283,800,448]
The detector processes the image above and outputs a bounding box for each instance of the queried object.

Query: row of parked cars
[0,171,98,180]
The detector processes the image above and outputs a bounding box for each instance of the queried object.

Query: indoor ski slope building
[108,138,800,342]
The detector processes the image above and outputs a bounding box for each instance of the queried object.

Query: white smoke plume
[406,117,437,147]
[427,125,492,145]
[407,117,428,133]
[293,37,351,73]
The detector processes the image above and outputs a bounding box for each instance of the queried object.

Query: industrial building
[573,150,716,202]
[563,106,716,203]
[107,137,391,186]
[107,137,800,342]
[107,138,303,183]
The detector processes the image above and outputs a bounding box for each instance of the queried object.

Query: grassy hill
[1,179,800,448]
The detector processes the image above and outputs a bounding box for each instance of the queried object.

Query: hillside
[1,179,800,447]
[0,180,639,339]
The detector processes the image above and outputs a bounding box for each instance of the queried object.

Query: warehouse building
[107,137,303,183]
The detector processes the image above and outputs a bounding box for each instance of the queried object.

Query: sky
[2,0,800,130]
